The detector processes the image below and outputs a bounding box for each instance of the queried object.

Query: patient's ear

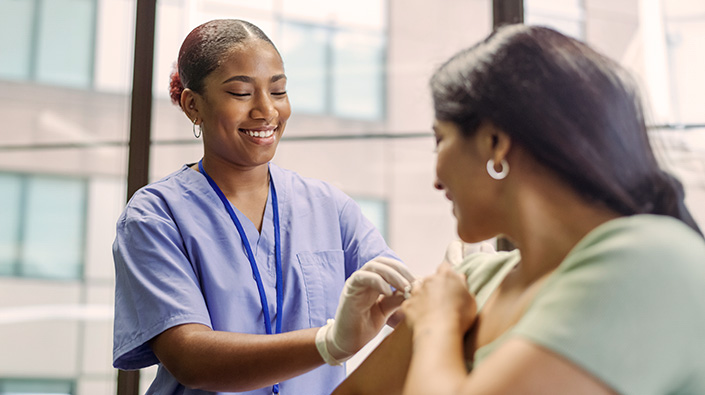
[476,122,512,162]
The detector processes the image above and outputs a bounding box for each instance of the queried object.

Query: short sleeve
[455,250,520,305]
[337,194,401,278]
[512,216,705,395]
[112,199,212,370]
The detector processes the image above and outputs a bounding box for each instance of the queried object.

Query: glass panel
[20,176,86,279]
[0,0,35,80]
[201,0,274,13]
[354,197,388,238]
[663,0,705,124]
[93,0,135,93]
[652,126,705,228]
[279,22,329,114]
[0,0,128,390]
[0,173,22,276]
[0,378,73,394]
[153,0,186,100]
[35,0,95,88]
[660,0,705,228]
[331,0,386,30]
[281,0,332,24]
[332,30,385,120]
[524,0,584,39]
[282,0,385,29]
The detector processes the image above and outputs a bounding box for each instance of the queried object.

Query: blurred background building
[0,0,703,393]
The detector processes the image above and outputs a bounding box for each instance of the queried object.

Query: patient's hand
[402,262,477,335]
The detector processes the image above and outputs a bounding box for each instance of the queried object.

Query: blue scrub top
[112,163,399,395]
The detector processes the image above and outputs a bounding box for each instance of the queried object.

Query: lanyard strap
[198,159,284,394]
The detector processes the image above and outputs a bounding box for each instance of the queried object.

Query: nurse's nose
[250,92,278,122]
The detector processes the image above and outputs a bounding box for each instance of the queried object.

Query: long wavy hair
[430,24,702,235]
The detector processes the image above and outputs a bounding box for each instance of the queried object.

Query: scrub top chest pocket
[296,250,346,327]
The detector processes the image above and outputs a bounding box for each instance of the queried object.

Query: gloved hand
[315,256,415,365]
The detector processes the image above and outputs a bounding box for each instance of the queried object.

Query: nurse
[112,19,413,395]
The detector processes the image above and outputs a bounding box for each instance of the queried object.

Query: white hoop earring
[487,159,509,180]
[192,119,202,138]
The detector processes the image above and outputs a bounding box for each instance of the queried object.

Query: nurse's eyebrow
[222,75,252,84]
[222,74,287,84]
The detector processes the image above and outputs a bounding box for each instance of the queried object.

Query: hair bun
[169,66,184,107]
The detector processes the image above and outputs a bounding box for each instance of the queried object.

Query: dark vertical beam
[117,367,141,395]
[493,0,524,29]
[126,0,157,200]
[493,0,523,251]
[118,0,157,394]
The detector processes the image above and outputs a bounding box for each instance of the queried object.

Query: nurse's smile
[239,126,278,145]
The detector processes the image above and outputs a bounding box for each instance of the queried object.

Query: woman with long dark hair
[334,24,705,395]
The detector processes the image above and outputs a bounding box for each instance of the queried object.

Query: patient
[334,24,705,395]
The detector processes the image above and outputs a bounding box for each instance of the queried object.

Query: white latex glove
[315,256,415,365]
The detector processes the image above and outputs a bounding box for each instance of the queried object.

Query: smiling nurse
[111,19,413,395]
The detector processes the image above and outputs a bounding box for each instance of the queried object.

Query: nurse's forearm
[150,323,324,392]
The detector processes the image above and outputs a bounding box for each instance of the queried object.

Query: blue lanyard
[198,159,283,394]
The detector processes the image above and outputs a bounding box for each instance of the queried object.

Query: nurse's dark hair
[169,19,279,107]
[430,24,702,236]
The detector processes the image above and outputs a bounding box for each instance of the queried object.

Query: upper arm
[113,206,211,369]
[333,321,413,395]
[463,338,618,395]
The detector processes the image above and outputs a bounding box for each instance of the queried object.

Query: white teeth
[243,129,275,138]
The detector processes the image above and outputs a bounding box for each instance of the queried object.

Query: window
[0,0,35,80]
[663,0,705,124]
[655,0,705,227]
[332,30,385,119]
[277,0,387,120]
[354,197,388,239]
[524,0,584,39]
[279,21,387,120]
[0,0,96,88]
[0,173,87,280]
[0,378,74,395]
[279,22,329,114]
[0,174,22,276]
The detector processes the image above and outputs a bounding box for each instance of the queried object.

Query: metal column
[493,0,524,29]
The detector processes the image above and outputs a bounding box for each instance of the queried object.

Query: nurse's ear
[181,89,201,124]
